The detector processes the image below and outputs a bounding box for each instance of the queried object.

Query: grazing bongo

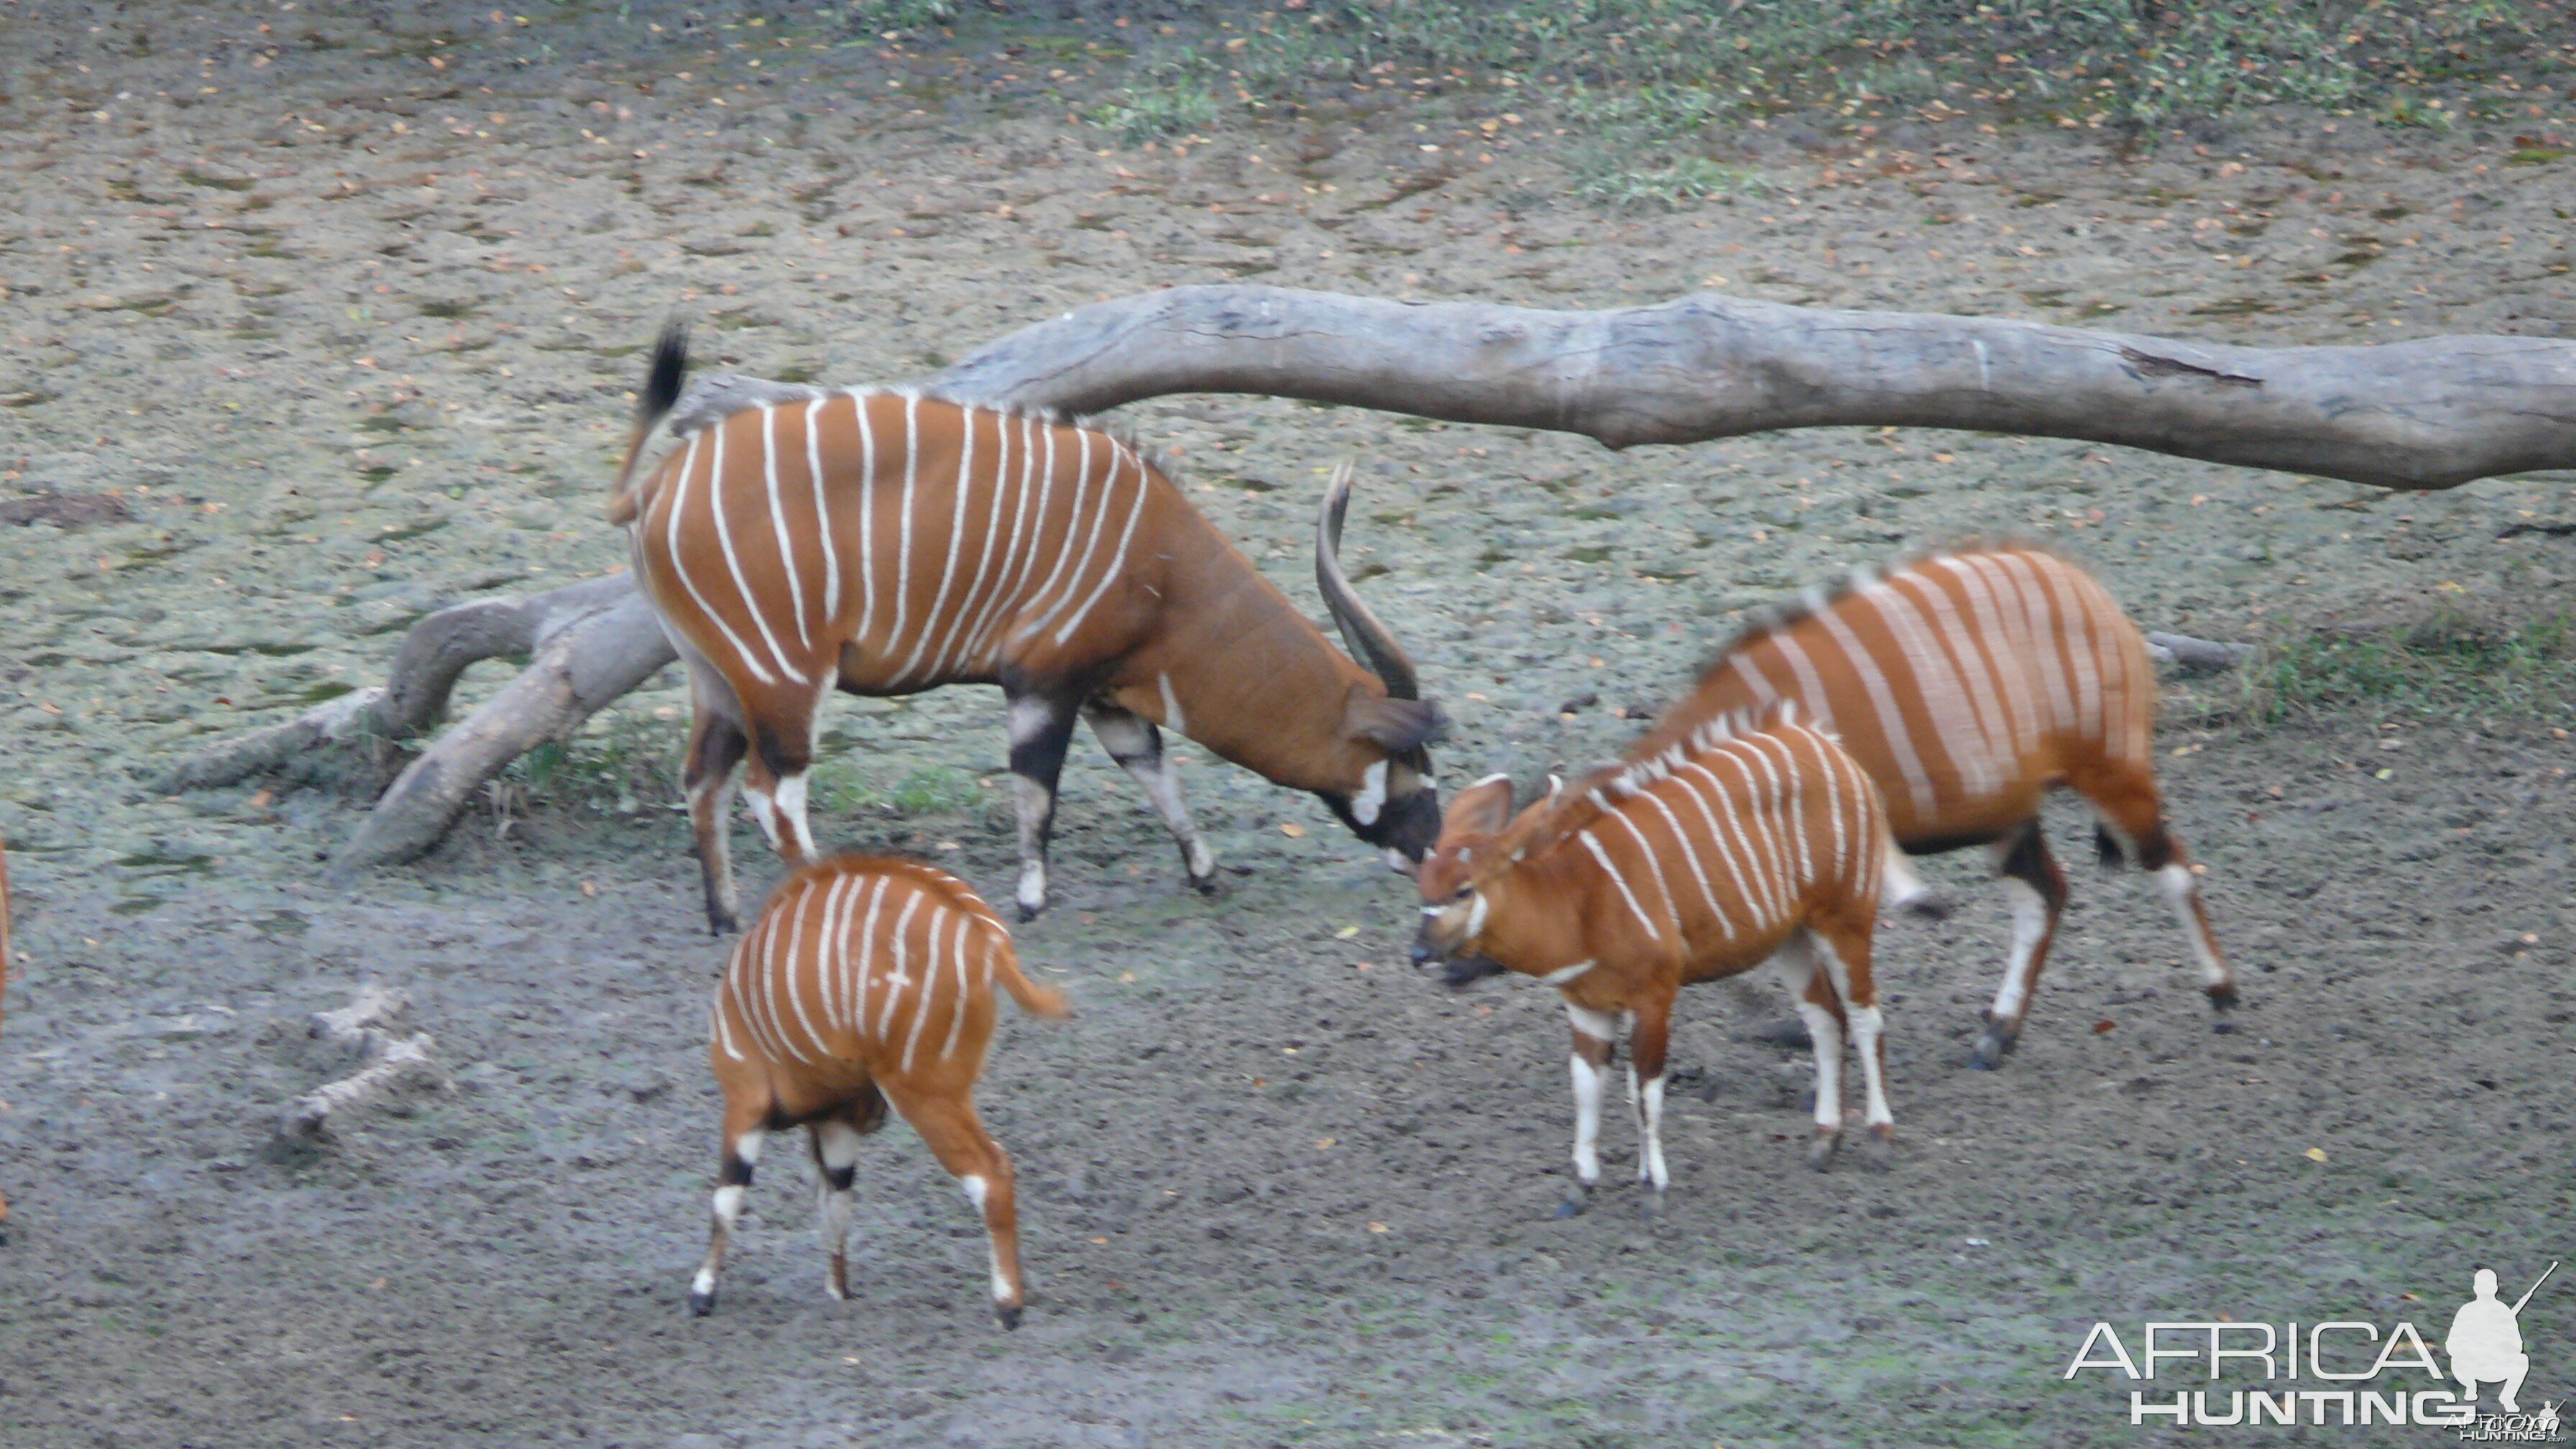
[1628,544,2230,1067]
[612,328,1443,930]
[1412,708,1914,1213]
[690,856,1067,1328]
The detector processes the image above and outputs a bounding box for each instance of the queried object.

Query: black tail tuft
[640,319,689,427]
[2094,824,2127,870]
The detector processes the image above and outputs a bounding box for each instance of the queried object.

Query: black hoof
[1640,1189,1667,1219]
[1806,1131,1841,1172]
[688,1290,714,1317]
[995,1302,1023,1330]
[1859,1126,1895,1172]
[1187,873,1218,896]
[1903,893,1956,922]
[1968,1026,2015,1070]
[705,909,740,937]
[2207,983,2240,1011]
[1555,1186,1592,1219]
[1015,902,1042,924]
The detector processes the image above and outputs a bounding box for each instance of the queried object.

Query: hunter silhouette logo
[2450,1264,2553,1414]
[2060,1257,2562,1433]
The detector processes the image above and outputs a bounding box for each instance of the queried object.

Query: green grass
[2239,612,2576,727]
[810,762,984,818]
[1073,0,2539,159]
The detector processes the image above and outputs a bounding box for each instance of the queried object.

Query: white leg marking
[1568,1052,1604,1186]
[773,773,816,861]
[1797,1000,1844,1132]
[1157,671,1187,738]
[1638,1074,1670,1190]
[1880,845,1933,914]
[2158,862,2227,988]
[1992,875,2050,1026]
[1847,1003,1895,1130]
[960,1173,988,1209]
[742,783,784,851]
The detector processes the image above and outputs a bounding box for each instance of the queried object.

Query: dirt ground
[2,4,2573,1445]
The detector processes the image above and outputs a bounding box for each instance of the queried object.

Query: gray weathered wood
[182,284,2576,869]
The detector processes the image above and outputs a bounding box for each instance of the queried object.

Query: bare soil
[1,5,2572,1445]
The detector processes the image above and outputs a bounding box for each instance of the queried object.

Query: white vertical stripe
[939,918,974,1060]
[710,412,810,687]
[1935,554,2041,756]
[1602,798,1684,939]
[806,398,839,621]
[939,408,1014,674]
[780,879,829,1058]
[1885,570,2014,791]
[1029,433,1122,638]
[1053,443,1154,644]
[1665,764,1756,939]
[852,392,880,649]
[896,399,974,683]
[760,403,812,651]
[1020,428,1095,635]
[899,912,944,1073]
[889,395,920,673]
[662,432,778,687]
[876,890,924,1039]
[852,876,891,1043]
[815,872,857,1034]
[1634,782,1729,937]
[1578,829,1662,940]
[1807,604,1936,817]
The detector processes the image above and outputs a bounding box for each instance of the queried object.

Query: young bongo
[691,856,1065,1326]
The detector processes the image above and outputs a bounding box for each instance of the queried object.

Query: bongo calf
[690,856,1066,1327]
[1413,709,1923,1212]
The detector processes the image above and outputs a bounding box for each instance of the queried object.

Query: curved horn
[1315,459,1422,701]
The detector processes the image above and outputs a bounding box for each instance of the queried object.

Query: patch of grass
[1093,64,1220,145]
[809,763,985,817]
[2240,613,2576,727]
[1083,1,2536,152]
[508,709,683,814]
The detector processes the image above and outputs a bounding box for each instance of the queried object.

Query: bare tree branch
[277,985,446,1141]
[176,285,2576,869]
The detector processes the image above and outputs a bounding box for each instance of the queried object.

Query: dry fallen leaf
[1279,822,1306,838]
[2305,1147,2329,1164]
[1333,925,1360,939]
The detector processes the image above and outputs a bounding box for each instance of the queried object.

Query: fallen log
[171,285,2576,869]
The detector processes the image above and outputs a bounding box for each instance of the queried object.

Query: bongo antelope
[1628,545,2230,1067]
[612,328,1443,930]
[691,855,1066,1328]
[1413,708,1915,1212]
